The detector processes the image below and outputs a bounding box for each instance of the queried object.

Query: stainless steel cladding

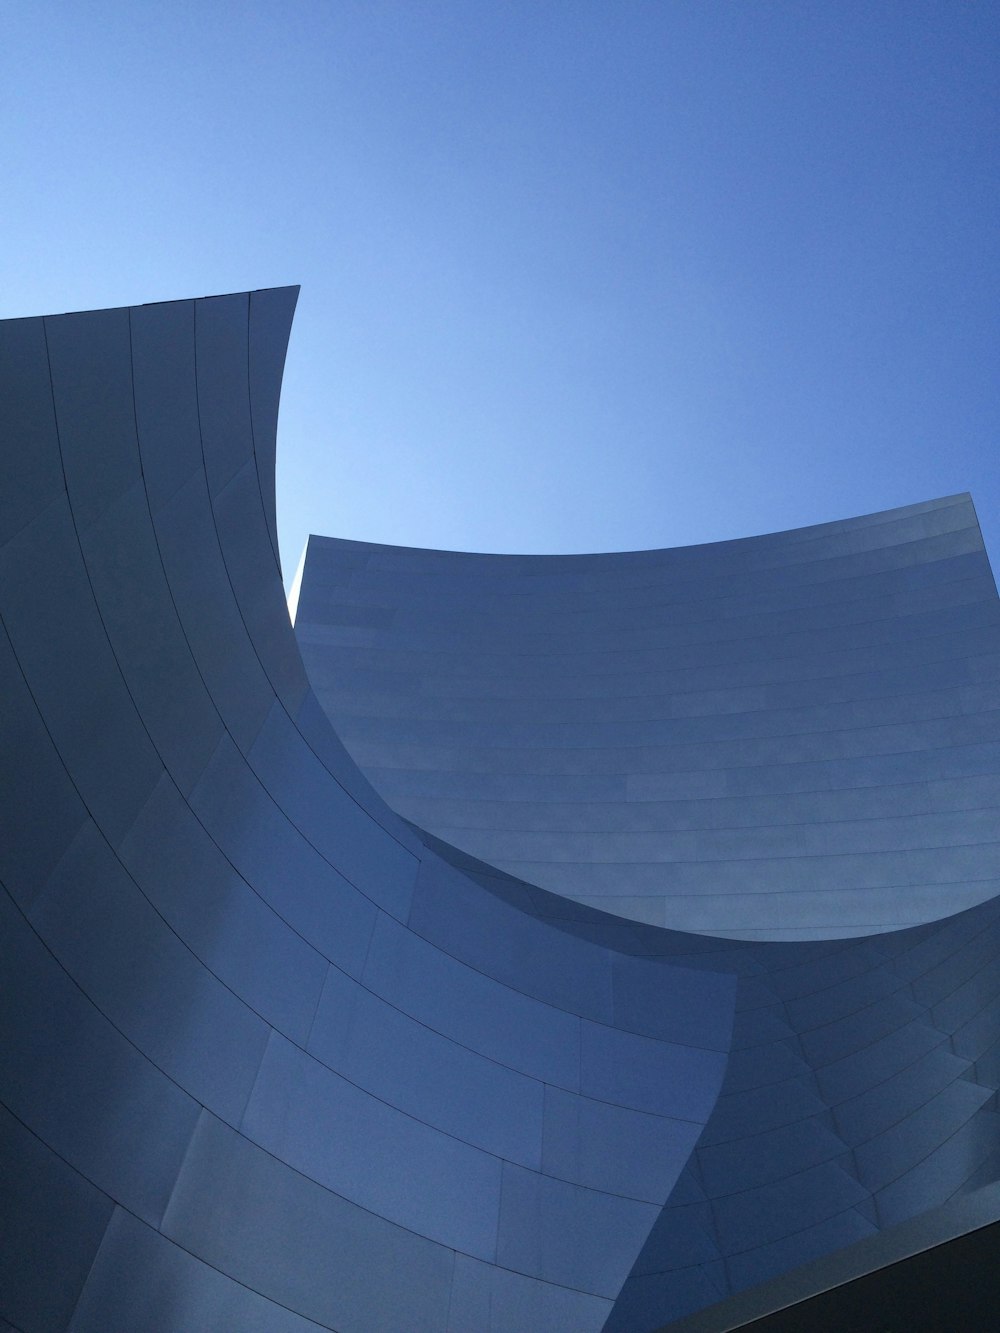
[295,498,1000,939]
[2,290,1000,1333]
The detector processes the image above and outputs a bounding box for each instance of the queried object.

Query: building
[294,495,1000,939]
[2,288,1000,1332]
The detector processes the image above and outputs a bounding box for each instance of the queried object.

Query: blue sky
[3,2,998,587]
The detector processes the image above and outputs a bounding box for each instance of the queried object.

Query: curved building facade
[294,500,1000,938]
[2,288,1000,1333]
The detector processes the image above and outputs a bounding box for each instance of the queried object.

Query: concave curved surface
[1,288,1000,1333]
[294,498,1000,939]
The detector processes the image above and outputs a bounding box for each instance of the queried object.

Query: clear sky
[3,2,998,588]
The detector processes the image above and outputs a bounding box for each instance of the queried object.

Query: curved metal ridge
[294,494,1000,939]
[1,289,1000,1333]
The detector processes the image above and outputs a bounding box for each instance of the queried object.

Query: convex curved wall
[294,499,1000,938]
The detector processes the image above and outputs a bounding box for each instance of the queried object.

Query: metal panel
[69,1207,328,1333]
[0,1107,114,1333]
[28,820,270,1126]
[161,1111,456,1332]
[307,962,544,1167]
[242,1033,504,1258]
[0,885,201,1227]
[496,1160,660,1297]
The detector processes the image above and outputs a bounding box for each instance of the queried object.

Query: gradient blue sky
[4,2,998,587]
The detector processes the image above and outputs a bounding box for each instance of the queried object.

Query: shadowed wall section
[2,289,1000,1333]
[295,499,1000,938]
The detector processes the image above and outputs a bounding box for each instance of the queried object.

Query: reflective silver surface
[3,289,1000,1333]
[296,499,1000,938]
